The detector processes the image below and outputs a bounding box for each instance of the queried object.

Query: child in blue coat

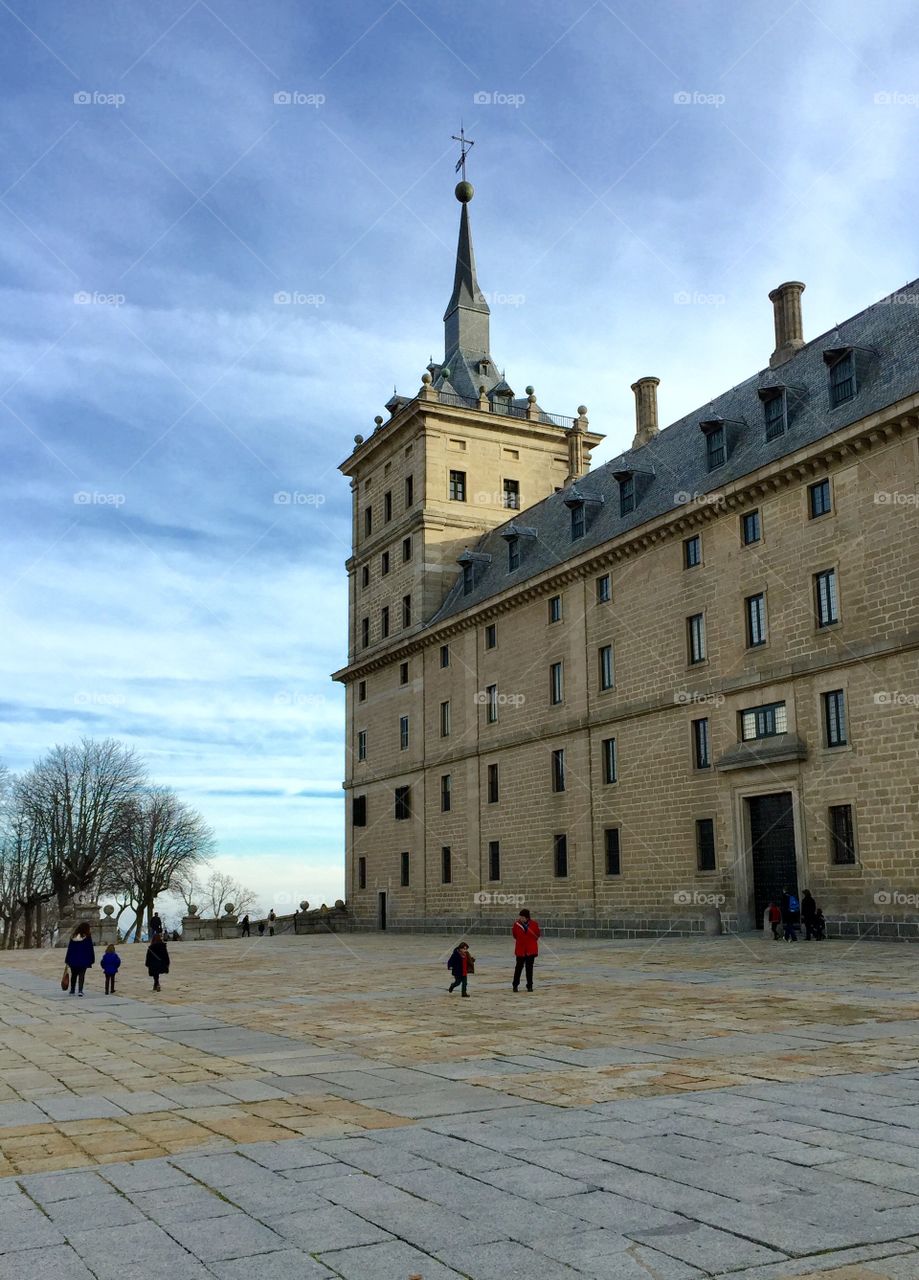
[100,944,121,995]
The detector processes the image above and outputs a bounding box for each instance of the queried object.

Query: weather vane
[452,125,474,181]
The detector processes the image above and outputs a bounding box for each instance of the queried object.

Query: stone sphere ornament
[223,903,235,916]
[300,900,309,911]
[103,905,114,917]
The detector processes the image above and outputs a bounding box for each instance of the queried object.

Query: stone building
[332,180,919,940]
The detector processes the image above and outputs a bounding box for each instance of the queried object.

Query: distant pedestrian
[146,932,170,992]
[150,913,163,937]
[240,914,250,938]
[268,910,276,937]
[64,922,95,997]
[447,942,474,997]
[801,890,818,940]
[512,908,541,992]
[781,888,799,942]
[258,920,265,937]
[100,944,121,995]
[814,908,827,941]
[766,901,782,941]
[171,929,180,941]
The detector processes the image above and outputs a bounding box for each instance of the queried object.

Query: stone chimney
[769,281,806,368]
[631,377,660,449]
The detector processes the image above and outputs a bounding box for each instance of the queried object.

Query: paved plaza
[1,930,919,1278]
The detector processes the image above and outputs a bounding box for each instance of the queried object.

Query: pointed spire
[443,182,490,362]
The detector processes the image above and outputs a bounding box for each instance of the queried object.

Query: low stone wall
[180,905,354,941]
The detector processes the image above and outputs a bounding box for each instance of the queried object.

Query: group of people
[766,888,826,942]
[239,910,276,937]
[447,908,541,997]
[63,922,171,996]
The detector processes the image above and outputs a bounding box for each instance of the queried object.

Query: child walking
[447,941,474,997]
[101,944,121,995]
[766,901,782,941]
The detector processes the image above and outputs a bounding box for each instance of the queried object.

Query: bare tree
[0,770,54,949]
[172,867,204,917]
[202,869,259,919]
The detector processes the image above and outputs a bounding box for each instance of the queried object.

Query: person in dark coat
[801,889,818,940]
[240,914,250,938]
[145,932,170,991]
[447,941,473,997]
[150,913,163,937]
[781,888,799,942]
[268,909,276,936]
[64,922,95,997]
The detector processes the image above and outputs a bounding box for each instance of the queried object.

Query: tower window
[605,828,621,876]
[487,762,499,803]
[809,479,832,518]
[551,748,566,792]
[745,593,767,648]
[405,474,414,507]
[441,846,452,883]
[358,856,366,889]
[684,535,701,569]
[503,479,520,510]
[830,804,856,864]
[402,594,412,628]
[602,736,617,784]
[598,644,614,691]
[357,730,367,762]
[548,594,562,624]
[353,795,367,827]
[815,569,839,627]
[400,852,410,887]
[399,715,409,751]
[449,470,466,502]
[399,661,409,685]
[549,662,564,705]
[687,613,706,664]
[441,773,451,813]
[488,840,500,881]
[823,689,847,747]
[484,623,497,650]
[364,506,372,537]
[696,818,716,871]
[384,491,392,523]
[553,833,568,878]
[742,510,761,545]
[402,536,412,562]
[361,564,370,588]
[440,644,450,668]
[361,617,370,649]
[692,717,710,769]
[485,684,498,723]
[394,785,411,820]
[381,550,390,576]
[596,573,611,603]
[358,680,367,702]
[381,606,389,639]
[440,700,451,737]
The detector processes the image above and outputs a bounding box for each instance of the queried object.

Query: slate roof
[430,280,919,625]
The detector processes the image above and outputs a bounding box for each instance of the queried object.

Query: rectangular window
[486,684,498,723]
[550,661,564,705]
[571,503,585,539]
[449,470,466,502]
[353,795,367,827]
[399,715,409,751]
[764,391,787,440]
[598,644,614,691]
[402,536,412,562]
[554,833,568,878]
[706,425,726,470]
[829,351,856,406]
[462,562,474,595]
[503,479,520,510]
[381,550,390,576]
[507,536,520,572]
[364,506,372,536]
[809,478,832,518]
[830,804,856,864]
[358,679,367,702]
[551,748,566,793]
[399,661,409,685]
[440,700,451,738]
[381,606,389,639]
[405,474,414,508]
[619,475,635,516]
[358,856,366,889]
[394,786,410,820]
[487,762,499,803]
[823,689,847,747]
[605,827,621,876]
[357,730,367,762]
[742,510,761,545]
[746,592,767,647]
[440,643,450,668]
[441,774,451,813]
[488,840,500,881]
[696,818,716,870]
[548,594,562,623]
[740,701,788,741]
[684,535,701,568]
[602,736,617,784]
[596,573,611,603]
[400,851,410,887]
[815,569,839,627]
[687,613,706,664]
[361,564,370,588]
[484,623,497,649]
[402,594,412,628]
[361,617,370,649]
[441,845,452,884]
[692,717,710,769]
[383,491,392,523]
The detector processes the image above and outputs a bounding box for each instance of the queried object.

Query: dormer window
[571,504,585,539]
[458,549,491,596]
[619,475,635,516]
[564,486,603,541]
[826,348,856,407]
[462,562,474,595]
[704,422,726,470]
[500,522,535,573]
[762,388,787,440]
[507,536,519,571]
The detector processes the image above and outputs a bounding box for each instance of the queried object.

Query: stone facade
[333,189,919,940]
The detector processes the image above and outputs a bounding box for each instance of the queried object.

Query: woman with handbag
[145,931,170,992]
[64,922,95,998]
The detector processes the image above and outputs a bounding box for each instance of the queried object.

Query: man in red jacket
[512,908,541,992]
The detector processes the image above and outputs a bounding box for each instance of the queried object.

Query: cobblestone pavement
[1,931,919,1278]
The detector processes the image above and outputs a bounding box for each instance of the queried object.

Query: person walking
[447,941,474,997]
[766,901,782,941]
[240,914,250,938]
[268,909,276,937]
[258,920,265,937]
[801,890,818,940]
[512,908,541,992]
[781,887,799,942]
[814,907,827,940]
[145,932,170,992]
[100,944,121,995]
[150,912,163,937]
[64,922,95,997]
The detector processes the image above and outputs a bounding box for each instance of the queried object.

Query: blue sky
[2,0,917,910]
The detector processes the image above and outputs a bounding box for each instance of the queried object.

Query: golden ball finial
[455,180,474,203]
